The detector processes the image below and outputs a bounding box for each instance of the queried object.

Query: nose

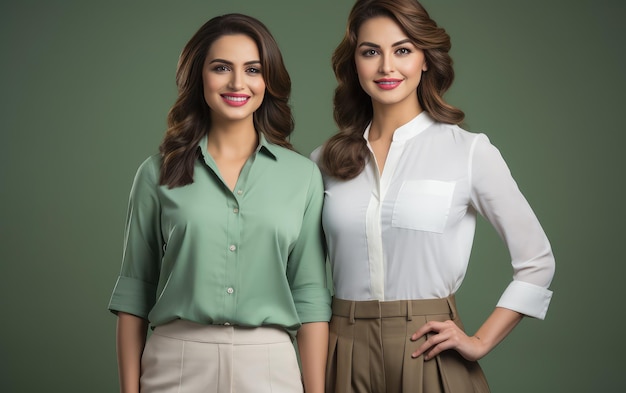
[228,70,244,91]
[379,52,394,74]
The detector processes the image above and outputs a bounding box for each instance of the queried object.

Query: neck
[369,99,422,141]
[207,118,258,159]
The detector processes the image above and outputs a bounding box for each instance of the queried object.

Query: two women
[109,14,330,393]
[315,0,555,391]
[110,1,555,392]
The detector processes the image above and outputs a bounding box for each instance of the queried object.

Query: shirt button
[224,322,231,326]
[237,189,243,195]
[233,208,239,214]
[229,245,236,252]
[227,287,234,294]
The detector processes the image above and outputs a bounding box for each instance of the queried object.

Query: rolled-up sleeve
[108,156,162,320]
[287,164,332,324]
[470,135,555,319]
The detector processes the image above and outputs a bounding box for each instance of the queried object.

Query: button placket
[224,188,242,322]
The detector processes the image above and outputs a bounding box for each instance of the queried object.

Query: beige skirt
[141,320,303,393]
[326,296,490,393]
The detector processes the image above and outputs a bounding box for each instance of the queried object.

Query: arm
[411,307,522,361]
[116,312,149,393]
[470,135,555,319]
[287,165,332,392]
[297,321,329,393]
[413,136,554,361]
[109,158,162,391]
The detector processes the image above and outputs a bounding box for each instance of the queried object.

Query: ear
[422,62,428,72]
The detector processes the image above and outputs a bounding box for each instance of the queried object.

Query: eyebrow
[357,38,413,48]
[208,58,261,65]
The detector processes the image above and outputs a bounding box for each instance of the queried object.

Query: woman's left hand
[410,320,487,362]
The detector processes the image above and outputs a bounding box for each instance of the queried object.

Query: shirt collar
[198,132,278,162]
[362,111,435,143]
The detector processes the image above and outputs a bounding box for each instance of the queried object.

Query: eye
[396,47,412,55]
[361,49,379,57]
[213,65,231,72]
[246,66,262,74]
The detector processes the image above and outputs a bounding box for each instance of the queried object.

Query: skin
[203,35,329,390]
[297,322,330,393]
[202,34,266,127]
[355,16,524,362]
[411,307,523,361]
[116,34,328,393]
[354,16,427,175]
[202,34,266,190]
[116,312,147,393]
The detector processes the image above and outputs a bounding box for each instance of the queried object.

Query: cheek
[416,53,428,72]
[356,75,370,94]
[202,75,220,96]
[251,79,266,95]
[401,61,425,81]
[355,58,373,77]
[202,77,213,101]
[355,61,374,91]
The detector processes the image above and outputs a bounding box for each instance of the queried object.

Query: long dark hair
[159,13,294,187]
[321,0,464,180]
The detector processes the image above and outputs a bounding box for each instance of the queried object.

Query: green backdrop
[1,0,624,391]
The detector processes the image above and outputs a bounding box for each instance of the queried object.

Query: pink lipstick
[221,93,250,107]
[375,78,402,90]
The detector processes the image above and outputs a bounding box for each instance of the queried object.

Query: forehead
[206,34,260,60]
[357,16,408,44]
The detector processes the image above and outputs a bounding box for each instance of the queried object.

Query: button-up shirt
[109,135,331,331]
[312,113,555,319]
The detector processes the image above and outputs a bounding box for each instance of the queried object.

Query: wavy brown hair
[321,0,464,180]
[159,13,294,187]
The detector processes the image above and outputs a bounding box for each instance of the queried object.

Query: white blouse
[312,112,555,319]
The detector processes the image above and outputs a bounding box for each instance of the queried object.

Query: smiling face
[202,34,266,125]
[354,16,427,112]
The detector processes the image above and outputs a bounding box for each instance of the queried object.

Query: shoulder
[131,154,161,188]
[430,122,485,143]
[139,154,161,170]
[424,122,500,155]
[309,145,323,164]
[266,144,320,174]
[264,145,323,188]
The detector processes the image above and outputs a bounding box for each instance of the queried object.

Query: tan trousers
[140,320,303,393]
[326,296,490,393]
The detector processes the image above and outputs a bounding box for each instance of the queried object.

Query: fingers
[410,320,447,341]
[410,320,464,360]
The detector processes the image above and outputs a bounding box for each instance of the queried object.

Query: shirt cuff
[292,287,332,323]
[496,280,553,320]
[108,276,157,320]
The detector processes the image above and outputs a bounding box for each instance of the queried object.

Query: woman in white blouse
[313,0,555,391]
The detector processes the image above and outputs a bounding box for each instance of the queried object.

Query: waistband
[152,319,291,344]
[332,296,457,323]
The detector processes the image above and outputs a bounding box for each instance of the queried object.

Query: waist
[152,319,291,344]
[332,296,457,320]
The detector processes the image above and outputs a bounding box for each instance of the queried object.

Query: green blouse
[108,135,331,332]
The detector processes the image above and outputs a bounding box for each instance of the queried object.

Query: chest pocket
[392,180,456,233]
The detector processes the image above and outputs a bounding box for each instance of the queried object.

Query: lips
[375,78,403,90]
[221,94,250,107]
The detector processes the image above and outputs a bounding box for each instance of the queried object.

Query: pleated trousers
[326,296,490,393]
[140,319,303,393]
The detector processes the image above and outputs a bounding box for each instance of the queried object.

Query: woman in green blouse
[108,14,331,393]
